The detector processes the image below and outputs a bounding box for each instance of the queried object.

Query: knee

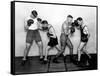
[26,43,31,48]
[61,47,65,52]
[61,45,65,50]
[61,41,66,47]
[77,47,81,52]
[60,50,64,54]
[37,41,43,47]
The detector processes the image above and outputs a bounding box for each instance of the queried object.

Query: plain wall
[15,2,97,56]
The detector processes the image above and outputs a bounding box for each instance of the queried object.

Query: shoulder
[49,24,54,30]
[62,21,66,25]
[62,22,67,28]
[63,21,67,25]
[48,24,52,28]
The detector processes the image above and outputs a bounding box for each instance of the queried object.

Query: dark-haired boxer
[41,20,61,64]
[22,10,43,65]
[76,17,91,65]
[53,15,75,63]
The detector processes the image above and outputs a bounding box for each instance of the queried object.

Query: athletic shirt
[25,16,38,30]
[80,25,88,40]
[61,21,72,35]
[48,25,57,38]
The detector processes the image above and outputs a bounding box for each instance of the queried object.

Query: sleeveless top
[25,16,38,30]
[48,25,57,38]
[80,25,88,42]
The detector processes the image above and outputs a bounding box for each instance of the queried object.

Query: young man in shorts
[53,15,75,63]
[22,10,43,65]
[76,17,91,65]
[41,20,61,64]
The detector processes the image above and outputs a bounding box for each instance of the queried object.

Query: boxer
[22,10,43,65]
[76,17,91,65]
[53,15,75,63]
[42,20,61,64]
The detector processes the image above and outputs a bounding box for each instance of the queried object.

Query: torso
[61,21,72,35]
[26,16,38,30]
[80,25,88,42]
[48,24,57,38]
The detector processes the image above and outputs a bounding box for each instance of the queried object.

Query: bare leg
[81,43,91,66]
[55,45,61,52]
[77,42,85,62]
[57,33,66,57]
[82,45,91,59]
[53,34,66,63]
[22,43,31,60]
[54,45,65,58]
[77,49,81,61]
[44,46,52,61]
[37,41,43,59]
[52,43,65,63]
[66,38,73,61]
[55,35,66,58]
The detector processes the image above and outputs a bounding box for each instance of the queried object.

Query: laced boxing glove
[73,20,79,27]
[70,26,75,34]
[27,19,34,26]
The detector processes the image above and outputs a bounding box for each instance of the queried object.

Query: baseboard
[15,53,97,58]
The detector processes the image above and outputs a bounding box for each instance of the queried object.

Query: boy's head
[37,18,42,23]
[31,10,38,18]
[41,20,48,30]
[77,17,83,26]
[42,20,48,27]
[66,15,73,23]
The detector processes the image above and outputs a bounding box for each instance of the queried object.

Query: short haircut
[42,20,48,24]
[67,15,73,18]
[31,10,38,17]
[37,18,42,22]
[73,20,79,27]
[77,17,83,21]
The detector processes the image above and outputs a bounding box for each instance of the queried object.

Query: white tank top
[29,18,38,30]
[25,16,38,30]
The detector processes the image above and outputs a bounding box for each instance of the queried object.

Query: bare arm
[24,18,29,32]
[48,26,56,38]
[83,26,90,38]
[62,22,70,35]
[37,22,43,30]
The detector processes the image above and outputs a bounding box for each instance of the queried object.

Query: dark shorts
[81,37,88,42]
[48,37,58,47]
[60,33,73,49]
[26,30,41,44]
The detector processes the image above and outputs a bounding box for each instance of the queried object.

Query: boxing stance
[22,10,43,65]
[53,15,75,62]
[76,17,91,65]
[42,20,61,64]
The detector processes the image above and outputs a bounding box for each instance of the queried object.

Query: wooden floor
[14,54,97,75]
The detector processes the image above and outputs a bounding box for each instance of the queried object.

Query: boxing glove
[27,19,34,26]
[70,27,75,33]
